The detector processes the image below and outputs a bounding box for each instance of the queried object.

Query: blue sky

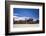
[13,8,39,19]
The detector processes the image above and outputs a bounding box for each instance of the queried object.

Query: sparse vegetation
[13,18,39,24]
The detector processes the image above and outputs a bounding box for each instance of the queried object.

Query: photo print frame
[5,1,45,35]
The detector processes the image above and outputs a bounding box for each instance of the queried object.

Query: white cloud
[13,16,30,21]
[13,16,38,21]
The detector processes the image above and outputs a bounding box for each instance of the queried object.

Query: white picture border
[9,5,43,33]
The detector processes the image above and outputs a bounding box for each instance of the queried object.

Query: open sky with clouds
[13,8,39,20]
